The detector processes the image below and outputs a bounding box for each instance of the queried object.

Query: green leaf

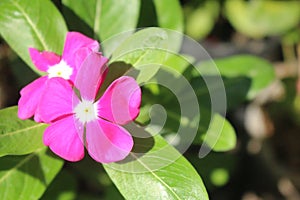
[108,28,188,85]
[153,0,184,52]
[201,113,236,152]
[0,148,64,200]
[0,0,68,74]
[62,0,140,56]
[104,134,208,200]
[224,0,300,38]
[197,55,275,99]
[184,0,220,40]
[111,28,169,63]
[153,0,183,32]
[110,28,170,83]
[0,106,47,157]
[162,53,194,76]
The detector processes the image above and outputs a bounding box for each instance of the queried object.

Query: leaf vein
[130,152,182,200]
[10,0,49,50]
[0,123,45,139]
[0,148,44,185]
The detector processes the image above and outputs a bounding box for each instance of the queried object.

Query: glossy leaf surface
[104,134,208,200]
[0,148,63,200]
[0,0,67,74]
[0,106,47,157]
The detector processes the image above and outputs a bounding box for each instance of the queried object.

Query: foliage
[224,0,300,38]
[0,0,278,199]
[182,0,300,40]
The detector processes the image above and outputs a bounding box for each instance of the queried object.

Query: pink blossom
[18,32,99,122]
[38,52,141,163]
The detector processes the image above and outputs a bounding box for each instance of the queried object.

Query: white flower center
[47,60,73,79]
[74,100,98,123]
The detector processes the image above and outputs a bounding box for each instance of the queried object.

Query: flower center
[74,99,98,123]
[47,60,73,79]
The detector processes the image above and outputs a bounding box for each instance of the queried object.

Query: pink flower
[38,52,141,163]
[18,32,99,122]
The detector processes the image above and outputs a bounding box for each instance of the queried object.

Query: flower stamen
[47,60,73,79]
[74,100,98,123]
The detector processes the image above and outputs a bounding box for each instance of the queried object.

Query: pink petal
[43,115,84,162]
[18,76,48,120]
[85,119,133,163]
[74,47,94,70]
[62,32,99,69]
[38,77,79,123]
[29,48,61,72]
[33,110,43,123]
[97,76,141,125]
[75,52,108,101]
[68,47,92,82]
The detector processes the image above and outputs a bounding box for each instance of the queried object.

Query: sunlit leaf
[184,0,220,40]
[0,106,47,157]
[62,0,140,56]
[201,113,236,151]
[153,0,183,51]
[110,28,170,83]
[0,148,64,200]
[153,0,183,32]
[225,0,300,38]
[0,0,67,74]
[104,134,208,200]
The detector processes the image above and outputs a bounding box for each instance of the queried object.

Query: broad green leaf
[0,148,64,200]
[62,0,140,56]
[224,0,300,38]
[0,0,67,74]
[104,134,208,200]
[111,28,169,63]
[110,28,170,83]
[153,0,183,32]
[0,106,47,157]
[184,0,220,40]
[108,28,188,84]
[197,55,275,99]
[162,53,194,76]
[153,0,184,52]
[201,113,236,151]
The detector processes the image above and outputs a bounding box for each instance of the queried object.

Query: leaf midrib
[0,123,46,139]
[10,0,49,50]
[130,152,182,200]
